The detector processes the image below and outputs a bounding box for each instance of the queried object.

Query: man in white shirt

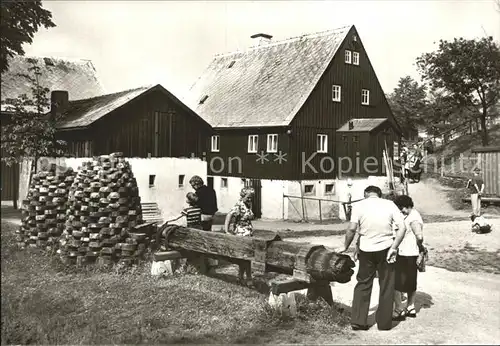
[337,185,406,331]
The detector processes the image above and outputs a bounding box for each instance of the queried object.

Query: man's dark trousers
[351,248,395,330]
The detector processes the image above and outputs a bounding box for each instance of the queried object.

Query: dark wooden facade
[207,26,401,179]
[57,87,213,158]
[1,114,19,201]
[335,122,399,176]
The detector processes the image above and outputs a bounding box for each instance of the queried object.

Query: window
[361,89,370,105]
[178,174,185,188]
[332,85,341,102]
[317,134,328,153]
[248,135,258,153]
[325,183,335,194]
[353,52,360,65]
[304,184,315,195]
[353,135,359,142]
[267,134,278,153]
[149,174,156,187]
[211,135,220,152]
[345,50,352,64]
[221,178,228,188]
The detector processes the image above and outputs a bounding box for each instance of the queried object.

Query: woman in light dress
[224,187,255,284]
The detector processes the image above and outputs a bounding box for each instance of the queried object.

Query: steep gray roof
[57,86,151,129]
[57,84,212,130]
[186,26,352,128]
[1,55,104,112]
[336,118,388,132]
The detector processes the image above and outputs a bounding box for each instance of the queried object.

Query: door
[1,161,19,201]
[245,178,262,219]
[207,176,214,189]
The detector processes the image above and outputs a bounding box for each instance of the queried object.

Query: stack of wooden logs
[60,153,147,266]
[17,166,76,249]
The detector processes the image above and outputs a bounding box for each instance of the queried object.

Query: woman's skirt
[395,255,418,292]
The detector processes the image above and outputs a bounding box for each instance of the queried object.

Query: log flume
[162,225,355,283]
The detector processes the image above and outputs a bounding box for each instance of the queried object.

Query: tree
[387,76,428,139]
[0,0,55,74]
[1,59,67,208]
[417,37,500,146]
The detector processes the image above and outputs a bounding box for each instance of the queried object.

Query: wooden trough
[154,225,356,305]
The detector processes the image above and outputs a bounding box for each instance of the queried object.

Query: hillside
[423,124,500,178]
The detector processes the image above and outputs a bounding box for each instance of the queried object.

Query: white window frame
[304,184,315,195]
[267,134,278,153]
[361,89,370,105]
[332,85,341,102]
[352,51,360,65]
[248,135,258,153]
[345,50,352,64]
[211,135,220,152]
[317,134,328,153]
[324,183,335,195]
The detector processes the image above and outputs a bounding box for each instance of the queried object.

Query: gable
[186,26,352,128]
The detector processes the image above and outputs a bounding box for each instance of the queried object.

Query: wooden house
[1,56,104,202]
[187,25,402,181]
[56,84,213,158]
[186,25,402,219]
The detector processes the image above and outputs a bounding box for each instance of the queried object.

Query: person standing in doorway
[336,185,407,331]
[189,175,218,231]
[467,167,484,216]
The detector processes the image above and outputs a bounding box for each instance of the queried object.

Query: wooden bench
[141,202,163,224]
[461,196,500,206]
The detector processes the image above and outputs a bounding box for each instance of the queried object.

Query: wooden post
[318,199,322,224]
[282,193,285,221]
[299,181,306,222]
[307,280,334,305]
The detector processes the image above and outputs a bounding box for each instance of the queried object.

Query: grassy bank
[1,221,351,345]
[427,243,500,275]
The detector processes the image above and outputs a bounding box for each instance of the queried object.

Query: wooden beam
[153,250,183,261]
[271,279,310,295]
[163,225,355,283]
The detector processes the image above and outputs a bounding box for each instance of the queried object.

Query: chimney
[50,90,69,119]
[251,33,273,46]
[348,120,354,130]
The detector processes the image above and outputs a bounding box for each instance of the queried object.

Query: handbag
[417,247,428,272]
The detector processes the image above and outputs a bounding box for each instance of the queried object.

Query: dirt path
[286,197,500,345]
[407,178,465,217]
[287,224,500,344]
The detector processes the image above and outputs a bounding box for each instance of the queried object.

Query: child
[470,214,492,234]
[155,192,202,250]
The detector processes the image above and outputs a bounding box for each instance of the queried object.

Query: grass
[1,221,351,345]
[427,243,500,275]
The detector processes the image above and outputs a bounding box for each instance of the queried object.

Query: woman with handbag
[392,195,427,320]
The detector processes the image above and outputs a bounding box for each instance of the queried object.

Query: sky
[23,0,500,99]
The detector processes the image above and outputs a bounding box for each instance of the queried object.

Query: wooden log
[163,225,355,283]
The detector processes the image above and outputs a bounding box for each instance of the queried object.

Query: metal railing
[282,194,364,223]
